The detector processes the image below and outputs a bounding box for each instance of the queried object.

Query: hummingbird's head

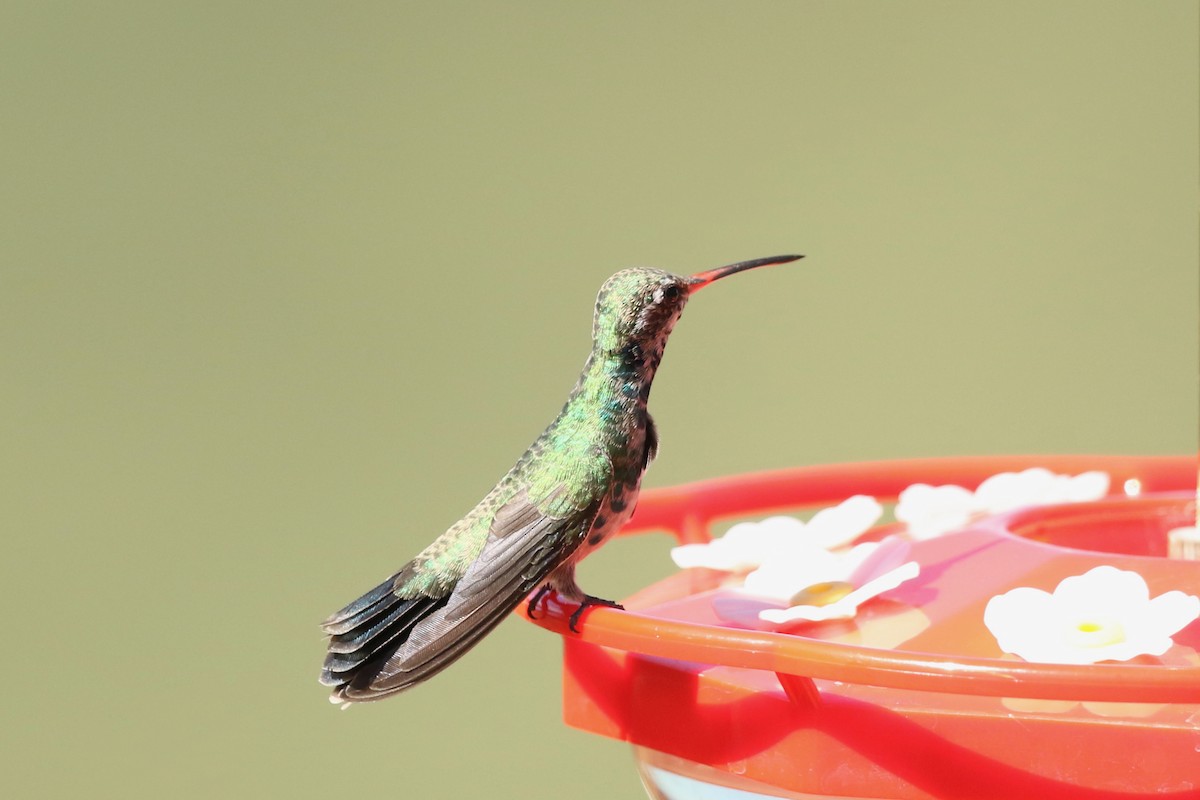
[592,268,693,355]
[590,255,803,362]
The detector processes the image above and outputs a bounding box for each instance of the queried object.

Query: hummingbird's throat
[619,322,676,386]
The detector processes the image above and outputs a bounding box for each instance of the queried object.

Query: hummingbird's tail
[319,574,452,703]
[318,561,530,703]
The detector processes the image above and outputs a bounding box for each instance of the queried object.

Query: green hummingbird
[320,254,802,703]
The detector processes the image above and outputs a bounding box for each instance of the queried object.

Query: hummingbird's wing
[321,488,602,702]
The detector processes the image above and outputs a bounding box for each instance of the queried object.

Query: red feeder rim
[524,454,1200,704]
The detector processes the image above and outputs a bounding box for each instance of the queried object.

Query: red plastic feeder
[525,455,1200,800]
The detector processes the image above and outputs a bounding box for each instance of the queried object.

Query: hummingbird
[319,254,802,703]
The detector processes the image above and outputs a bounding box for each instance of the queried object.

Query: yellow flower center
[789,580,855,608]
[1065,617,1125,649]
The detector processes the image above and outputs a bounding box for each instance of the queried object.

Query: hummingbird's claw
[526,585,553,619]
[568,595,625,633]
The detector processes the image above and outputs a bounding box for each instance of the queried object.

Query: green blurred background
[3,2,1196,797]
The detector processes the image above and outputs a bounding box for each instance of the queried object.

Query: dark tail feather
[319,577,450,701]
[321,577,400,635]
[329,591,517,704]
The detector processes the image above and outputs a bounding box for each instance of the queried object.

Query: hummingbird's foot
[526,585,554,619]
[568,595,624,633]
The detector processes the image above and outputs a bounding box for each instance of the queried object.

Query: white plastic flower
[711,536,920,627]
[984,566,1200,665]
[671,495,882,571]
[975,468,1109,513]
[896,469,1111,539]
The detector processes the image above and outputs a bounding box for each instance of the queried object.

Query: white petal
[1018,468,1060,503]
[838,561,920,609]
[984,587,1056,655]
[750,540,882,596]
[846,536,911,586]
[1094,635,1175,662]
[711,593,782,630]
[671,542,736,570]
[974,471,1021,512]
[725,516,805,557]
[895,483,975,539]
[670,515,808,571]
[671,540,765,571]
[1054,566,1149,614]
[756,561,920,625]
[805,495,883,549]
[760,598,856,623]
[735,515,808,541]
[742,545,849,600]
[976,469,1056,513]
[977,468,1109,512]
[835,541,885,574]
[1140,591,1200,637]
[1057,471,1110,503]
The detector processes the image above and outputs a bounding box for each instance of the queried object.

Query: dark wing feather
[642,413,658,469]
[322,489,601,703]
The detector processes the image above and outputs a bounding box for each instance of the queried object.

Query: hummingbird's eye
[662,284,681,301]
